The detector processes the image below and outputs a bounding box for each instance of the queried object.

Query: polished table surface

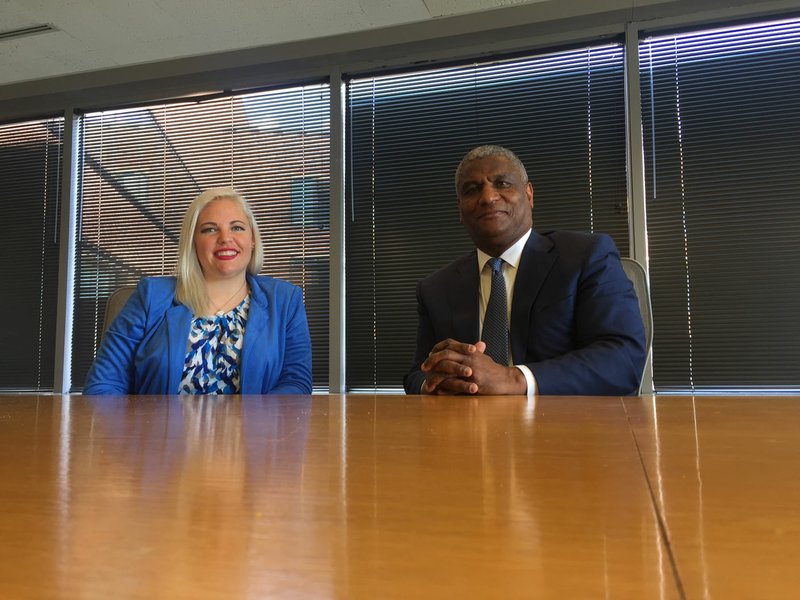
[0,394,798,598]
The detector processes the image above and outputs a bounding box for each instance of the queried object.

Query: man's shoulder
[418,251,476,287]
[539,229,613,245]
[536,230,618,256]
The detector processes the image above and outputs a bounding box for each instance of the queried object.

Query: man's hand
[420,339,527,395]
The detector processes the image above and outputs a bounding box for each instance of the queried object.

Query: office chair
[101,285,136,339]
[620,258,653,394]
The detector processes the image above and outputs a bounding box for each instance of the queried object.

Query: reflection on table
[1,393,798,598]
[624,395,800,599]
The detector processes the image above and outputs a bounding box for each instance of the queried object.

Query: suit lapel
[510,232,557,362]
[240,278,267,394]
[449,252,480,342]
[165,303,192,394]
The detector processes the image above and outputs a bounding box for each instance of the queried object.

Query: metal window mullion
[625,22,654,394]
[329,70,346,393]
[52,109,79,394]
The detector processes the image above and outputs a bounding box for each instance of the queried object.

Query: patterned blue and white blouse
[179,295,250,394]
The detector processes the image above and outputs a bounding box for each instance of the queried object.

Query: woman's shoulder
[132,277,180,314]
[248,274,300,294]
[247,275,303,309]
[136,276,178,297]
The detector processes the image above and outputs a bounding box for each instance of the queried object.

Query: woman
[84,187,312,395]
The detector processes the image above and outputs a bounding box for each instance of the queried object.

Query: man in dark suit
[403,145,646,396]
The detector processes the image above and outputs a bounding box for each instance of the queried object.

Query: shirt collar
[477,228,532,272]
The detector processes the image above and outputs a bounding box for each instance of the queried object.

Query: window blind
[73,85,330,390]
[347,43,628,390]
[0,118,63,391]
[640,18,800,391]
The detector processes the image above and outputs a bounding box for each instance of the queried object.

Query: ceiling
[0,0,789,108]
[0,0,557,87]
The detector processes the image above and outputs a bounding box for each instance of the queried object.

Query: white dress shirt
[476,229,537,396]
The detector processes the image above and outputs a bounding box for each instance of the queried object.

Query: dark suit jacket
[84,274,312,395]
[403,230,646,395]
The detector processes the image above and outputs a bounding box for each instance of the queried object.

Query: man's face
[457,155,533,256]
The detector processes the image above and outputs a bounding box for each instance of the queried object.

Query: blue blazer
[404,231,646,395]
[84,274,312,395]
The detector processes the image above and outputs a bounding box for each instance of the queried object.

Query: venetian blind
[0,117,63,391]
[640,17,800,391]
[347,43,628,390]
[73,85,330,390]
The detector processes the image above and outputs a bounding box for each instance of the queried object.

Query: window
[291,176,329,228]
[347,43,628,390]
[641,17,800,391]
[0,117,63,391]
[73,85,330,390]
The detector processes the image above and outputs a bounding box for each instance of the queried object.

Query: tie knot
[489,257,503,275]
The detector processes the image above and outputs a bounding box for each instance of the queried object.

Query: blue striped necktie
[482,257,509,365]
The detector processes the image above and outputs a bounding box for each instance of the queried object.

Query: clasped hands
[421,339,527,395]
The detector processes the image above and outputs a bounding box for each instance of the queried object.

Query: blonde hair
[175,187,264,315]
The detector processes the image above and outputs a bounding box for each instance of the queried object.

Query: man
[403,145,646,396]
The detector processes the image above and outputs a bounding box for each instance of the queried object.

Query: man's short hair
[454,145,529,192]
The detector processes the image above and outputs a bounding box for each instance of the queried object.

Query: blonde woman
[84,188,312,395]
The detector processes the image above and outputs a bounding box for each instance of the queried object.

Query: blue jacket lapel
[450,252,481,342]
[240,276,268,394]
[510,232,557,363]
[165,302,193,394]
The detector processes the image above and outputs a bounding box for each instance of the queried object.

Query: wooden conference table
[1,394,799,599]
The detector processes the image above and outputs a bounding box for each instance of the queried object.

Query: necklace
[208,280,247,315]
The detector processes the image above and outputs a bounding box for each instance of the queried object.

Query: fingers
[418,338,484,395]
[423,375,478,395]
[429,338,480,355]
[422,339,481,373]
[422,353,473,378]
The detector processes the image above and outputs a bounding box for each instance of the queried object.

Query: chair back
[620,258,653,393]
[102,286,136,338]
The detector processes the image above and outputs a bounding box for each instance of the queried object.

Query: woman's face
[193,197,254,282]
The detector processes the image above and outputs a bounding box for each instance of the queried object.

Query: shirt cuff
[514,364,537,396]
